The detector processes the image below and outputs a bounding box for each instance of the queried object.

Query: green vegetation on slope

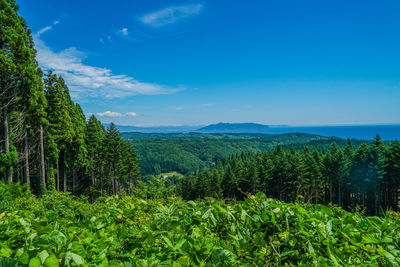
[123,132,354,176]
[1,182,400,266]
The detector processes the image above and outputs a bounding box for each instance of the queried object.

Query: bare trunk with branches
[24,123,30,187]
[39,125,45,189]
[63,151,67,192]
[4,105,12,182]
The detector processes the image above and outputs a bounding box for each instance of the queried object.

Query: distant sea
[266,125,400,141]
[115,124,400,141]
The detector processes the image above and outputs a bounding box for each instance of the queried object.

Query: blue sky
[18,0,400,126]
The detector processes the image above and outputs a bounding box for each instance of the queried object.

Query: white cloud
[96,111,123,117]
[126,112,137,117]
[36,26,52,36]
[139,3,203,27]
[87,111,137,118]
[33,24,180,99]
[120,28,128,36]
[35,20,60,37]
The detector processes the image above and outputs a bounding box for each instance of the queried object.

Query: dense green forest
[124,132,369,176]
[180,136,400,215]
[0,0,140,196]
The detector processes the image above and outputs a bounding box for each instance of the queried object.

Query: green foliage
[137,176,176,199]
[1,182,400,265]
[181,137,399,216]
[0,182,30,206]
[124,132,352,176]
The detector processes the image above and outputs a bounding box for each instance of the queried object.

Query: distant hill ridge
[102,123,200,133]
[103,122,271,133]
[197,122,270,133]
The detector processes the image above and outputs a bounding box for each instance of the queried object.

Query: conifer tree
[323,142,345,205]
[86,115,106,188]
[0,0,38,183]
[104,123,123,194]
[368,135,385,214]
[383,141,400,210]
[44,72,73,191]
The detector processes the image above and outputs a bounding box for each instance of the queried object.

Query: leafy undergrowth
[1,184,400,266]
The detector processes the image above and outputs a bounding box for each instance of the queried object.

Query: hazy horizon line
[102,122,400,128]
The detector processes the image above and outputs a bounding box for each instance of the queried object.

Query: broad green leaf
[28,257,41,267]
[377,246,399,267]
[0,246,14,259]
[38,250,49,264]
[43,254,59,267]
[18,251,30,265]
[174,239,186,251]
[162,236,173,248]
[71,242,86,258]
[71,253,83,266]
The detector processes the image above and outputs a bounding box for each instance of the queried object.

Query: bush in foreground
[0,183,399,266]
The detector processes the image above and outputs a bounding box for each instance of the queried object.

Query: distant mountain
[103,124,202,133]
[197,122,270,133]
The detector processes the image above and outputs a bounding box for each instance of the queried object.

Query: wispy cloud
[170,103,212,111]
[91,111,137,118]
[119,28,128,36]
[139,3,203,27]
[126,112,137,117]
[35,20,59,36]
[36,26,52,36]
[34,23,180,99]
[96,111,123,117]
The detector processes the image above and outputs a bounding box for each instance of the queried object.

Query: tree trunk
[100,165,104,192]
[375,184,378,216]
[63,170,67,192]
[91,156,95,185]
[72,171,76,194]
[111,175,115,195]
[39,125,46,189]
[16,163,21,183]
[4,105,12,182]
[20,165,23,184]
[129,176,133,196]
[63,151,67,192]
[24,123,30,188]
[56,159,60,191]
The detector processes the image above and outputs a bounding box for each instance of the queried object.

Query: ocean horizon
[266,124,400,141]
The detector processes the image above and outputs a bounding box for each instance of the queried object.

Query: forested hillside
[0,0,140,196]
[124,132,368,176]
[180,136,400,215]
